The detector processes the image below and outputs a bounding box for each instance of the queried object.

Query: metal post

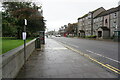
[24,19,27,63]
[24,25,26,62]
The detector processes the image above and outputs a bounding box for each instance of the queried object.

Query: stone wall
[1,39,36,78]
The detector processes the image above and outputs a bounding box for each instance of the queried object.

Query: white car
[56,35,61,37]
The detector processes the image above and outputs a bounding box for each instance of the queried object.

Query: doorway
[98,31,102,37]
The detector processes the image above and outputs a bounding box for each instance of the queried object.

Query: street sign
[22,32,26,40]
[25,19,27,25]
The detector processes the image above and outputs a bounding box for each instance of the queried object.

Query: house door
[79,33,80,37]
[98,31,102,37]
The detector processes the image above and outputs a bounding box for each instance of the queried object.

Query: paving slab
[16,38,117,78]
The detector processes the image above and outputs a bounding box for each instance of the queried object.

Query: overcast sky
[0,0,120,31]
[39,0,120,31]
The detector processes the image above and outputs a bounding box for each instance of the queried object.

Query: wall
[103,31,110,39]
[110,12,118,37]
[103,15,110,28]
[1,39,36,78]
[118,10,120,31]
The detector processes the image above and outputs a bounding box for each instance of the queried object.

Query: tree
[65,23,78,36]
[66,23,74,33]
[2,2,45,38]
[2,12,17,37]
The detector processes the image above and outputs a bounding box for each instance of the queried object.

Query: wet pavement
[16,38,117,78]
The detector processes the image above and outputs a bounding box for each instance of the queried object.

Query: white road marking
[46,47,67,50]
[86,50,120,63]
[68,44,79,48]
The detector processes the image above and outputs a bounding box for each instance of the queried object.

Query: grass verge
[1,37,34,54]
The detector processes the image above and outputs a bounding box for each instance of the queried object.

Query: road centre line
[86,50,120,63]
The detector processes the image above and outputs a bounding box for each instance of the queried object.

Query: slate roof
[92,7,104,13]
[78,7,105,20]
[78,14,88,20]
[94,6,120,18]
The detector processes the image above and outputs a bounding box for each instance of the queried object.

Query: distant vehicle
[56,35,61,37]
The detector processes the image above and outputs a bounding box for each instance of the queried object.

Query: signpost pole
[24,26,26,62]
[23,19,27,63]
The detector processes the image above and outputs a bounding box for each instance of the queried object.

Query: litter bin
[35,37,41,49]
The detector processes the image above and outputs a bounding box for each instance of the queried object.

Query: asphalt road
[50,37,119,71]
[17,38,117,78]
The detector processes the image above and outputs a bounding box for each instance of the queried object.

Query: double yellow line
[61,43,120,74]
[88,56,120,74]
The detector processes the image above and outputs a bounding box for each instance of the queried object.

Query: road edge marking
[58,41,120,75]
[106,64,120,72]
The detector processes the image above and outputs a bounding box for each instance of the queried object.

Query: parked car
[56,35,61,37]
